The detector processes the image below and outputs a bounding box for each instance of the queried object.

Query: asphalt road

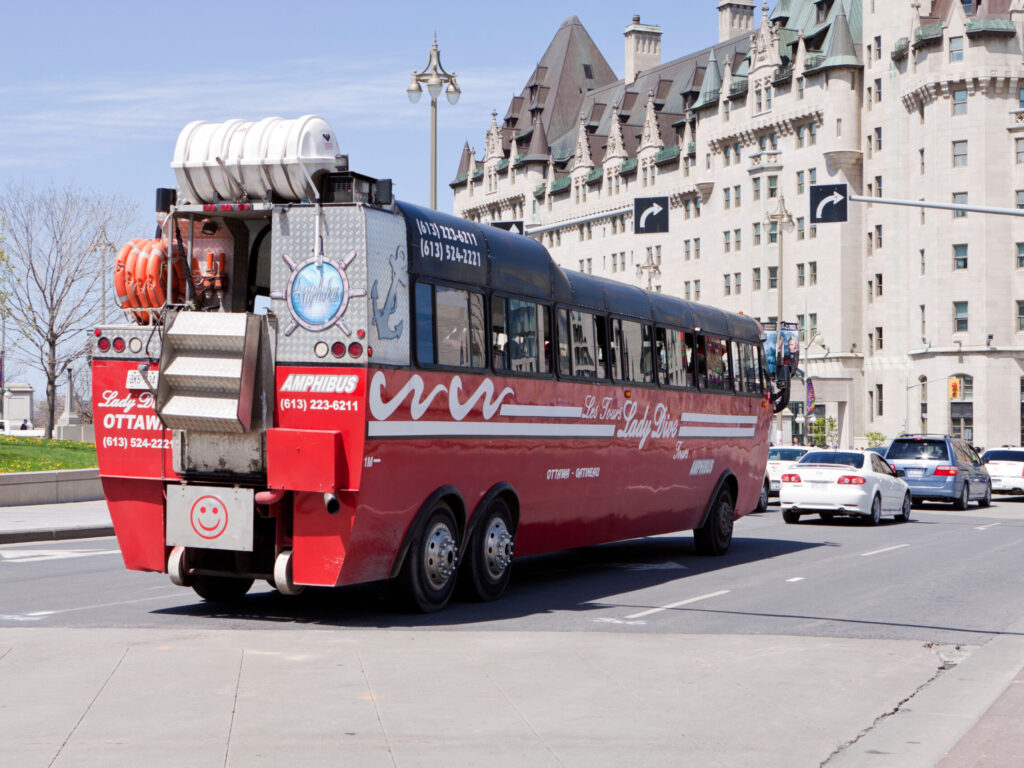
[3,497,1024,643]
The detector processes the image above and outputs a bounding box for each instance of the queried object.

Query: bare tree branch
[0,182,136,437]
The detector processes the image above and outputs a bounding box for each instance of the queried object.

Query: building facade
[452,0,1024,449]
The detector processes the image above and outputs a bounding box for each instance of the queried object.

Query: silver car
[884,435,991,509]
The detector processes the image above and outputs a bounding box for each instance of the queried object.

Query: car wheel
[819,512,834,521]
[867,495,881,526]
[401,502,460,613]
[461,497,515,602]
[694,487,735,556]
[954,483,969,511]
[896,493,912,523]
[978,483,992,508]
[782,508,800,524]
[754,480,770,514]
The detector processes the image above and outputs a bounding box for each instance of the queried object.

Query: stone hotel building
[451,0,1024,448]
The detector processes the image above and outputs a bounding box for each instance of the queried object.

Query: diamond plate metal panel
[271,206,382,364]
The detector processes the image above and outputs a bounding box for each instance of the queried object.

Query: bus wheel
[463,498,515,602]
[192,575,253,604]
[402,502,460,613]
[754,480,770,514]
[694,487,734,556]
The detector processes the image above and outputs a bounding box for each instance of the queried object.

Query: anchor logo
[370,245,407,341]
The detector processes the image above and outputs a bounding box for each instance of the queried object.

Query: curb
[0,526,115,545]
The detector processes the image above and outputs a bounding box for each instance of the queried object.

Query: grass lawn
[0,434,98,473]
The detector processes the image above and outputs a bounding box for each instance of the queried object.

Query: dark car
[884,434,991,509]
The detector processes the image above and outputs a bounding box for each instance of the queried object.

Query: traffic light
[948,377,961,400]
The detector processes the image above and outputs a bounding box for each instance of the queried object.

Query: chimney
[718,0,755,43]
[624,15,662,84]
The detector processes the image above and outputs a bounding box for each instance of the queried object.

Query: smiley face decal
[189,495,228,540]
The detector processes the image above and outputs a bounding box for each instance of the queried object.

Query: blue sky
[1,1,721,396]
[0,1,719,221]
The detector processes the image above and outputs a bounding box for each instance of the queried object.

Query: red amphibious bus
[91,116,784,612]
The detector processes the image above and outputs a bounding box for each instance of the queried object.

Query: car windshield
[982,449,1024,462]
[887,439,948,461]
[798,451,865,468]
[768,448,807,461]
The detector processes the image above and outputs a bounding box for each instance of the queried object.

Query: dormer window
[815,0,834,24]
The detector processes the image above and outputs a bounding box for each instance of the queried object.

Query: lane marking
[0,593,188,623]
[0,549,120,564]
[861,544,910,557]
[975,523,1002,531]
[624,589,730,619]
[593,617,648,626]
[786,577,805,582]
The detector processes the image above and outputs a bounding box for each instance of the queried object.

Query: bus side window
[730,341,745,393]
[705,336,731,392]
[492,296,509,370]
[509,298,540,373]
[618,319,653,383]
[568,309,599,378]
[608,318,623,380]
[415,281,435,366]
[687,332,702,388]
[594,316,609,379]
[434,285,486,368]
[557,308,572,375]
[742,343,761,394]
[538,305,552,374]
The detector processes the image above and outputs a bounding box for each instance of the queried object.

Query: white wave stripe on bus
[368,372,514,422]
[368,421,616,438]
[678,412,758,439]
[499,404,584,418]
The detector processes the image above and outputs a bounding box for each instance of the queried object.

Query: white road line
[0,593,187,622]
[975,522,1002,531]
[0,549,121,564]
[624,589,730,619]
[786,577,805,582]
[860,544,910,557]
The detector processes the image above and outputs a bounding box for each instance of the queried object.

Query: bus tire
[463,497,515,602]
[694,487,734,556]
[754,479,770,514]
[192,575,253,604]
[401,502,460,613]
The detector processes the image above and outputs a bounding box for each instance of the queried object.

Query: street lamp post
[766,195,794,444]
[406,35,461,210]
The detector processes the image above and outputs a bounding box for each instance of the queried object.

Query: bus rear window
[415,282,486,369]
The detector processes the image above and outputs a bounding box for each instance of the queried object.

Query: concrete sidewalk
[0,499,114,544]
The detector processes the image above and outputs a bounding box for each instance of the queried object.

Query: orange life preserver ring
[143,240,188,306]
[122,239,150,322]
[113,239,142,308]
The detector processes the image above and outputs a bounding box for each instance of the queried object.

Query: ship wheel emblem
[271,250,366,337]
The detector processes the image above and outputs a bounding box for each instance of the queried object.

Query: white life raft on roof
[171,115,340,204]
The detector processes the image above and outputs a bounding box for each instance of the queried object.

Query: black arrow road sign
[489,220,524,235]
[809,183,848,224]
[633,196,669,234]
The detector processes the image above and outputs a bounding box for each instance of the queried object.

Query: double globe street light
[406,35,461,210]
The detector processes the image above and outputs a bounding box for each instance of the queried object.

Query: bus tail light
[97,337,111,352]
[331,341,346,358]
[781,473,801,483]
[837,475,866,485]
[348,342,363,358]
[112,337,126,352]
[934,466,959,476]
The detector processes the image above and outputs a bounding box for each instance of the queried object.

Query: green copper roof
[654,145,681,165]
[549,176,571,193]
[694,46,722,109]
[807,8,861,70]
[966,18,1016,37]
[534,183,547,198]
[586,167,603,183]
[620,157,638,174]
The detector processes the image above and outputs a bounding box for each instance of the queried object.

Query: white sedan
[779,450,912,525]
[981,448,1024,494]
[766,446,811,496]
